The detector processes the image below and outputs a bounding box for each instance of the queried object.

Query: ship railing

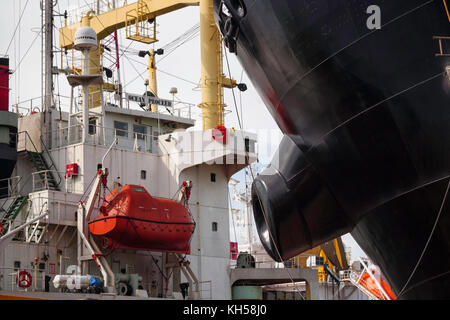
[339,270,353,282]
[253,260,287,269]
[157,103,195,120]
[252,252,318,270]
[49,124,160,154]
[122,99,199,121]
[16,194,81,227]
[32,170,66,192]
[0,176,22,199]
[199,280,212,300]
[50,124,84,148]
[339,269,380,300]
[10,95,72,116]
[0,267,49,293]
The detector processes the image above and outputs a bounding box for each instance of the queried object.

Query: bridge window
[89,118,97,135]
[114,121,128,137]
[134,124,148,140]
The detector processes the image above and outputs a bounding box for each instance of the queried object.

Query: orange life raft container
[88,185,195,254]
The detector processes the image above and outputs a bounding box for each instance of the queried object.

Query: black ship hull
[0,58,16,196]
[214,0,450,299]
[0,127,17,198]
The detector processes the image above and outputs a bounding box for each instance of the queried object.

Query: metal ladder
[0,195,29,236]
[26,222,47,244]
[18,131,61,191]
[26,151,60,191]
[0,201,48,244]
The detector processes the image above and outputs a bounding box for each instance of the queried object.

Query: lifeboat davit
[88,185,195,254]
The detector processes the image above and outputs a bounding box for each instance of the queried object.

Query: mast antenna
[44,0,54,112]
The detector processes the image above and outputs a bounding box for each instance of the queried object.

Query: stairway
[26,151,60,191]
[26,222,47,243]
[17,131,61,191]
[0,195,29,236]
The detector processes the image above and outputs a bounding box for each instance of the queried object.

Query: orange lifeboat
[358,268,396,300]
[88,185,195,254]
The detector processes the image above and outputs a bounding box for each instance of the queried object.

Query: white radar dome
[74,26,98,51]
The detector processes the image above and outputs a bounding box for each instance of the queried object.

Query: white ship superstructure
[0,0,382,301]
[0,0,257,300]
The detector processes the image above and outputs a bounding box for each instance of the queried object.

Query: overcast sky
[1,0,367,262]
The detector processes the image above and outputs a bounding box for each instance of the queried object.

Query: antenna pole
[44,0,54,112]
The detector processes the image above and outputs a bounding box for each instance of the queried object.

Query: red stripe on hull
[0,58,9,111]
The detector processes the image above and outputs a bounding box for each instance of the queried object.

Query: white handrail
[0,203,48,244]
[359,258,391,300]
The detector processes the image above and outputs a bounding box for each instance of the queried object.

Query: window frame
[133,124,148,141]
[114,120,129,138]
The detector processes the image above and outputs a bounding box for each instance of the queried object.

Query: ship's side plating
[0,57,18,194]
[214,0,450,298]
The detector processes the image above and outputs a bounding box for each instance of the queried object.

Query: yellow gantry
[59,0,236,130]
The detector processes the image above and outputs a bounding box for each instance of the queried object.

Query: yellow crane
[59,0,237,130]
[290,238,349,283]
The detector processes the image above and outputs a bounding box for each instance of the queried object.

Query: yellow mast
[199,0,237,130]
[199,0,221,130]
[148,49,158,112]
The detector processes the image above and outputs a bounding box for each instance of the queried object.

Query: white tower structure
[70,26,102,143]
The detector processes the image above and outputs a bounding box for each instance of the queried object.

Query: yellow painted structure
[199,0,222,129]
[60,1,200,49]
[289,238,347,283]
[125,0,158,44]
[59,0,236,129]
[60,1,199,109]
[148,49,158,112]
[199,0,237,130]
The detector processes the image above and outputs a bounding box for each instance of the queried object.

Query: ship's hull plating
[214,0,450,299]
[0,110,18,197]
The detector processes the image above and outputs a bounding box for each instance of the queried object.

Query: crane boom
[60,0,235,130]
[60,0,199,49]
